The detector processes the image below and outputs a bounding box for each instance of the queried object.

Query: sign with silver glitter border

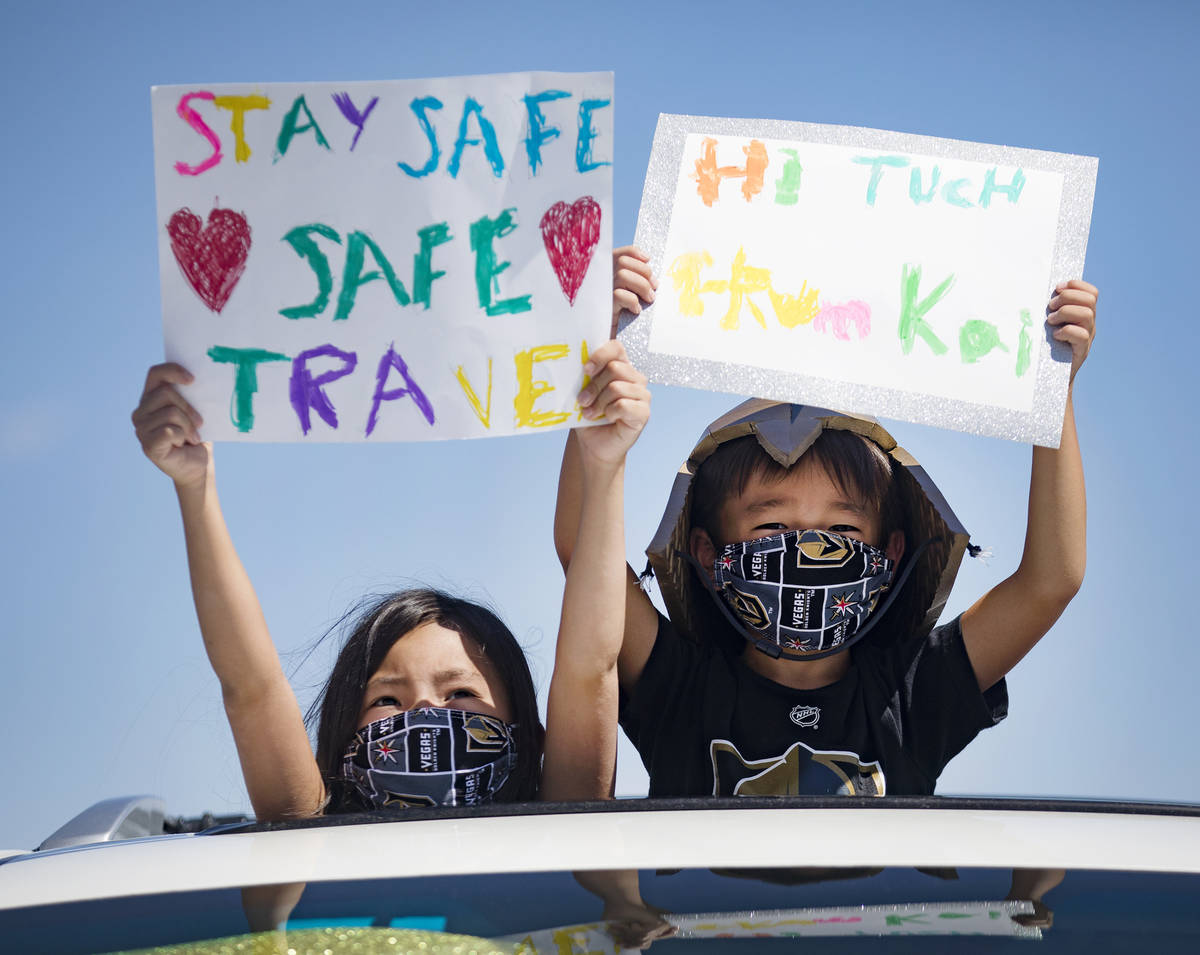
[621,113,1097,447]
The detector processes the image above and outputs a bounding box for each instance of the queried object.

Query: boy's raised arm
[133,363,324,821]
[553,248,660,691]
[960,281,1097,690]
[542,343,650,800]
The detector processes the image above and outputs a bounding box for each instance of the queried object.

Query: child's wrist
[173,467,214,504]
[578,450,625,484]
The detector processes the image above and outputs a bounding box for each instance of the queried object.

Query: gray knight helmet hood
[646,400,972,652]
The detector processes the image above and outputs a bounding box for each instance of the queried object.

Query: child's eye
[754,521,787,532]
[829,524,862,535]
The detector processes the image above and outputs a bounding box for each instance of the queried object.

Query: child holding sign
[132,342,648,819]
[556,247,1096,797]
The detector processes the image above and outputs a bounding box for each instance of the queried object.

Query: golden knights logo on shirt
[710,738,885,796]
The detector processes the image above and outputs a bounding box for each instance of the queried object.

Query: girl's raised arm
[541,342,649,801]
[133,363,324,820]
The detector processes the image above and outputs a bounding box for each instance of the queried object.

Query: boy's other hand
[612,245,656,336]
[576,340,650,465]
[132,362,210,488]
[1047,280,1098,384]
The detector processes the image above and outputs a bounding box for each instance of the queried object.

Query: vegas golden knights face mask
[707,529,898,661]
[652,401,972,657]
[341,707,518,809]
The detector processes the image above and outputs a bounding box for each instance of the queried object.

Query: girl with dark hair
[313,589,546,811]
[131,344,649,820]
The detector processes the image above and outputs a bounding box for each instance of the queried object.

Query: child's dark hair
[691,430,903,546]
[687,430,940,655]
[308,589,545,811]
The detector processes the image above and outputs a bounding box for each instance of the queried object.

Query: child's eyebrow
[366,668,480,688]
[831,500,871,517]
[432,668,482,685]
[743,497,791,513]
[743,496,870,516]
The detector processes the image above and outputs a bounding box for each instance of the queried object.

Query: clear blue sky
[2,0,1196,850]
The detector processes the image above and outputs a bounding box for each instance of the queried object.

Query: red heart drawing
[540,197,601,305]
[166,206,252,313]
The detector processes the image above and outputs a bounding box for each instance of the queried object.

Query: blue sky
[2,0,1197,849]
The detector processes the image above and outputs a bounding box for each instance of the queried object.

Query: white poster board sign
[666,901,1038,939]
[621,114,1096,446]
[151,72,613,441]
[498,901,1038,952]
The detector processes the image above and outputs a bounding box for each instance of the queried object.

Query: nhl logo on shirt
[789,704,820,729]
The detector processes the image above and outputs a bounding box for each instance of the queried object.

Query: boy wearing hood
[557,247,1096,798]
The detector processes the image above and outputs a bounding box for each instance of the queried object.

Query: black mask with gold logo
[341,707,518,809]
[706,529,900,661]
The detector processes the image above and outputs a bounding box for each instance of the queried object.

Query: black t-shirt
[619,613,1008,797]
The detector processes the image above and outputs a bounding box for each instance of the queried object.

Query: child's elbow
[1060,554,1086,602]
[1035,561,1086,612]
[553,529,574,572]
[1065,565,1086,602]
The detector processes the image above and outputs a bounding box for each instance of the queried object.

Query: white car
[3,795,1200,953]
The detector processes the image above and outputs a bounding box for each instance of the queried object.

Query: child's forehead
[371,624,492,674]
[730,458,873,511]
[366,664,484,686]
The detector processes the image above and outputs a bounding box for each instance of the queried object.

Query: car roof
[3,796,1200,912]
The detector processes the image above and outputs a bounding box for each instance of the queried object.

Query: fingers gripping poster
[622,114,1097,447]
[152,72,613,442]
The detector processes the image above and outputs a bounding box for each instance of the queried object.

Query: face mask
[712,529,895,660]
[341,707,519,809]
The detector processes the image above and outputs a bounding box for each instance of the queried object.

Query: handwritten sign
[667,901,1038,939]
[621,114,1097,446]
[497,901,1038,952]
[151,72,613,441]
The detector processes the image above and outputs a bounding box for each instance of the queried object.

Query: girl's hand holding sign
[132,363,209,489]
